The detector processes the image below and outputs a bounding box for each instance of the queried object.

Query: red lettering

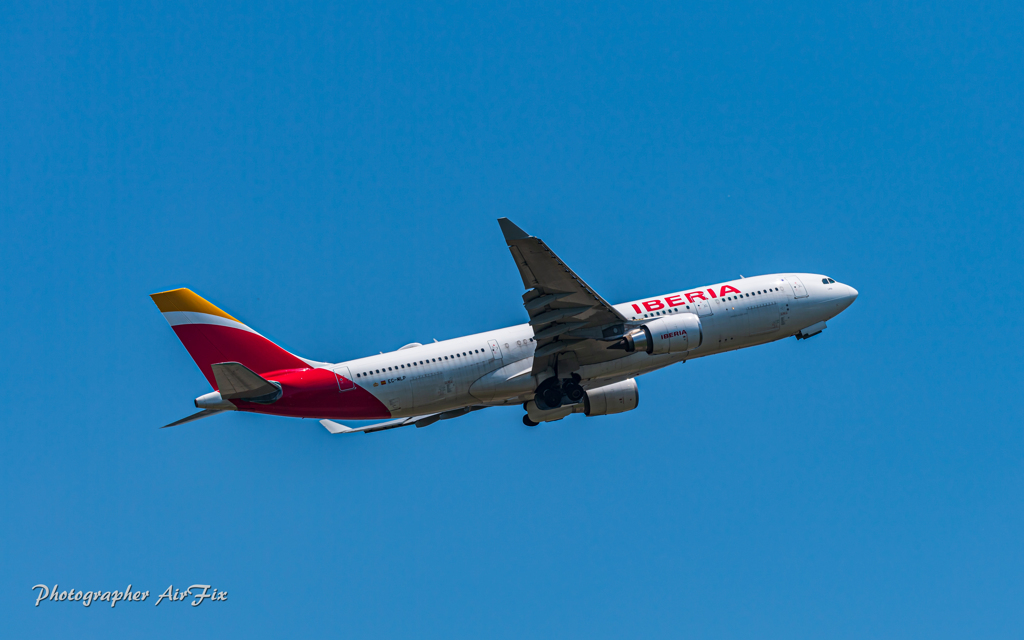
[707,288,717,299]
[643,300,664,312]
[719,285,741,296]
[665,295,684,307]
[631,304,642,314]
[685,291,707,303]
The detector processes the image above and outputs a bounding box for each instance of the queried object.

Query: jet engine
[522,378,640,425]
[583,378,639,416]
[616,313,702,355]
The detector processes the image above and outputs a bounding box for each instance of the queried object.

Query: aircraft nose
[840,284,858,309]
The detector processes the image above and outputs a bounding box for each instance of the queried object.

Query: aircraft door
[788,277,809,298]
[488,339,503,360]
[334,366,354,391]
[693,298,713,317]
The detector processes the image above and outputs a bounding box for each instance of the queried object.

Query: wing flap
[497,218,628,376]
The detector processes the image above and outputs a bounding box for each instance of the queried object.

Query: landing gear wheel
[563,381,585,403]
[540,386,563,409]
[523,415,539,427]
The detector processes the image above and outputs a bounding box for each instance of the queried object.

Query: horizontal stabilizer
[211,362,280,401]
[161,409,227,429]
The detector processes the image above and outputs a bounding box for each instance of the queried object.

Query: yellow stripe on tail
[150,288,240,322]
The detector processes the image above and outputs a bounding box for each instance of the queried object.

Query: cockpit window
[828,278,835,284]
[822,278,829,284]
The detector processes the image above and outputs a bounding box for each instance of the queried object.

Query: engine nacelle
[583,379,639,416]
[620,313,702,355]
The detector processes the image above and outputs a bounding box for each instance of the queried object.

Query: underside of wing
[497,218,630,377]
[321,406,488,435]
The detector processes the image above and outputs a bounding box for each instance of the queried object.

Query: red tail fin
[150,288,310,387]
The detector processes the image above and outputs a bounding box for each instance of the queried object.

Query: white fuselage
[332,273,858,418]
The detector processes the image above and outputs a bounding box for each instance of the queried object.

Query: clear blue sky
[2,2,1022,638]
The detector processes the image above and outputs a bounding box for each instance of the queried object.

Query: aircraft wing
[321,406,488,435]
[497,218,629,376]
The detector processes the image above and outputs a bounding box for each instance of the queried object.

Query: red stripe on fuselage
[233,367,392,420]
[171,324,308,386]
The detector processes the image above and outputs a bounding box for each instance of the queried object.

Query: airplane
[152,218,858,433]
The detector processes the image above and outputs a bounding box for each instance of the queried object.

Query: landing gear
[562,379,585,403]
[535,377,564,410]
[523,415,539,427]
[540,386,562,408]
[535,374,585,409]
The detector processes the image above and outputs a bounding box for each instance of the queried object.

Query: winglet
[320,419,356,434]
[498,218,531,243]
